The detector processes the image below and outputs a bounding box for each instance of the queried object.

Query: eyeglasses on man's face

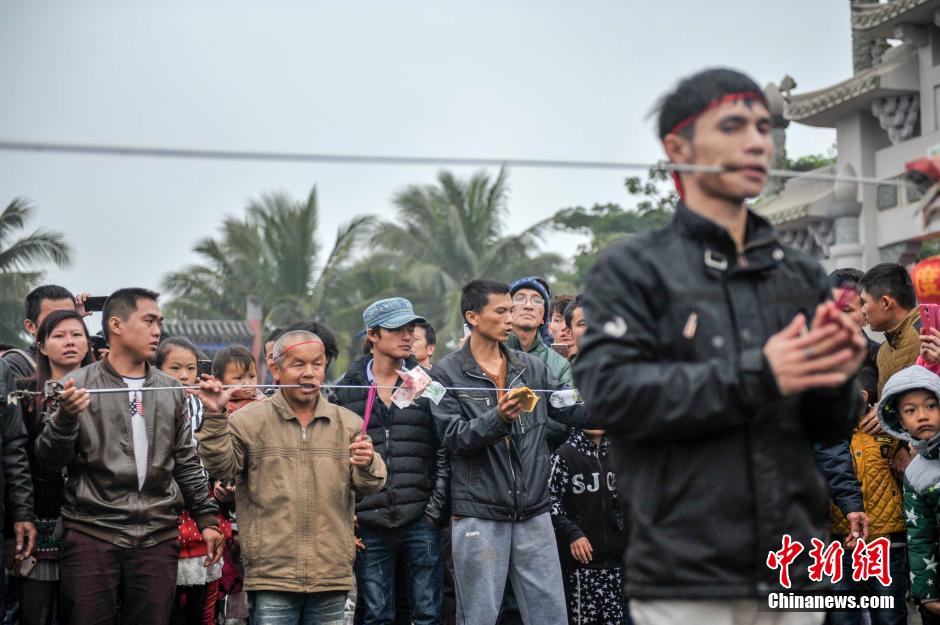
[512,295,544,307]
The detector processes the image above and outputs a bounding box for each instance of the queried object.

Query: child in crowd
[826,365,907,625]
[156,338,232,625]
[549,426,628,625]
[211,346,264,415]
[878,365,940,624]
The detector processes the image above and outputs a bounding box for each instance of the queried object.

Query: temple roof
[753,167,836,226]
[785,46,918,127]
[852,0,940,38]
[161,319,255,356]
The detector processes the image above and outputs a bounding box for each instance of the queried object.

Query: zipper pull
[302,427,307,442]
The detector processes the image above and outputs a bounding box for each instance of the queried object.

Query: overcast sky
[0,1,850,307]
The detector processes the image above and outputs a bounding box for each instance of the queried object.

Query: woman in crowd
[14,309,94,625]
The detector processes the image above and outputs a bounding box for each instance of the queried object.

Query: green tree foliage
[370,167,564,346]
[551,166,676,285]
[0,198,72,345]
[161,186,374,337]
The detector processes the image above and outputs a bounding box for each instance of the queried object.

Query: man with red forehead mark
[574,68,867,625]
[196,329,387,625]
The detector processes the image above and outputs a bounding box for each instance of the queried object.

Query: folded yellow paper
[507,386,539,412]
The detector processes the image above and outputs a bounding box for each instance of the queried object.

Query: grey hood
[878,365,940,458]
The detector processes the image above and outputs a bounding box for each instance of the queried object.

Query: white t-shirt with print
[124,376,148,490]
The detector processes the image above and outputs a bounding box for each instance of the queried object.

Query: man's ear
[880,294,895,312]
[464,310,478,329]
[107,315,122,339]
[23,319,36,339]
[662,133,693,165]
[427,344,436,357]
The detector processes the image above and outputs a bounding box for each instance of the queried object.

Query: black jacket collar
[460,338,525,380]
[673,200,781,276]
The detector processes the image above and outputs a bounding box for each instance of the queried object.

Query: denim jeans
[355,517,443,625]
[826,543,907,625]
[250,590,347,625]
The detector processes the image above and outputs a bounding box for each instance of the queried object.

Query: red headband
[274,338,324,360]
[665,91,767,199]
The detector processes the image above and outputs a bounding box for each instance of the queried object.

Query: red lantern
[912,255,940,304]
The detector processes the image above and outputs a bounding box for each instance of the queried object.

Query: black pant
[59,530,180,625]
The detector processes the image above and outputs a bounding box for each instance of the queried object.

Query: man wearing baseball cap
[335,298,449,625]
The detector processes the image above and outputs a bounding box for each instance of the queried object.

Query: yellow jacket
[198,390,386,593]
[830,428,904,539]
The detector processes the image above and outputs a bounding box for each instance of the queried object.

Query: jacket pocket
[457,392,491,408]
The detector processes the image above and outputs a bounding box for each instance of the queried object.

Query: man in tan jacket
[196,329,386,625]
[860,263,921,397]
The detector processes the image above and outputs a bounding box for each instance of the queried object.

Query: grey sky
[1,1,849,306]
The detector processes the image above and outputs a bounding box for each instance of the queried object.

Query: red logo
[767,535,892,588]
[766,534,804,589]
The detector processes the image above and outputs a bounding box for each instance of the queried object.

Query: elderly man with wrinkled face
[197,329,387,625]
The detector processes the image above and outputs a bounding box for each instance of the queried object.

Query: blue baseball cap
[358,298,427,338]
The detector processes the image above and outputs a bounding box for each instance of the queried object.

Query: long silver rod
[75,382,567,395]
[0,140,917,188]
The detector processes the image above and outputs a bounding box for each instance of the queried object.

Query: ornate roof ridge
[852,0,937,31]
[785,46,917,122]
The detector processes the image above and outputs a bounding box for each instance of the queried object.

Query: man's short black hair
[859,264,917,311]
[25,284,74,323]
[657,68,766,140]
[552,294,575,318]
[827,268,864,291]
[284,320,339,366]
[212,345,256,380]
[102,288,159,339]
[460,280,510,324]
[265,327,286,346]
[415,320,436,347]
[564,294,583,329]
[859,365,879,405]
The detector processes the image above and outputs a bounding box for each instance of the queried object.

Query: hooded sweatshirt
[878,365,940,602]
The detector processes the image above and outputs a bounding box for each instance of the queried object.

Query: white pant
[630,599,824,625]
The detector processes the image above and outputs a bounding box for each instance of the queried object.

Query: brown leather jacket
[197,391,386,594]
[34,357,217,548]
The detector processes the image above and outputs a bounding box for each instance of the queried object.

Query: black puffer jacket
[333,355,449,529]
[574,202,859,600]
[430,341,587,521]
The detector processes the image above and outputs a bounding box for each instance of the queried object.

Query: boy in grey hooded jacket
[878,365,940,621]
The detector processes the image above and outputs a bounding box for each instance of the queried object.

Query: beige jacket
[197,390,386,593]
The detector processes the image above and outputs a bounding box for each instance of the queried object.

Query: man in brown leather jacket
[35,288,221,625]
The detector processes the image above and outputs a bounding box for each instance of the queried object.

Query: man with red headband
[196,329,387,625]
[574,68,867,625]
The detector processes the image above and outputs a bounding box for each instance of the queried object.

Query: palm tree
[0,198,72,345]
[161,186,374,330]
[371,168,565,345]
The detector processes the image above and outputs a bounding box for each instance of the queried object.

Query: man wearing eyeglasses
[506,277,574,452]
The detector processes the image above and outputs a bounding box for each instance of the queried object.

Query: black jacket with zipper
[333,355,450,529]
[430,341,587,522]
[574,201,860,600]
